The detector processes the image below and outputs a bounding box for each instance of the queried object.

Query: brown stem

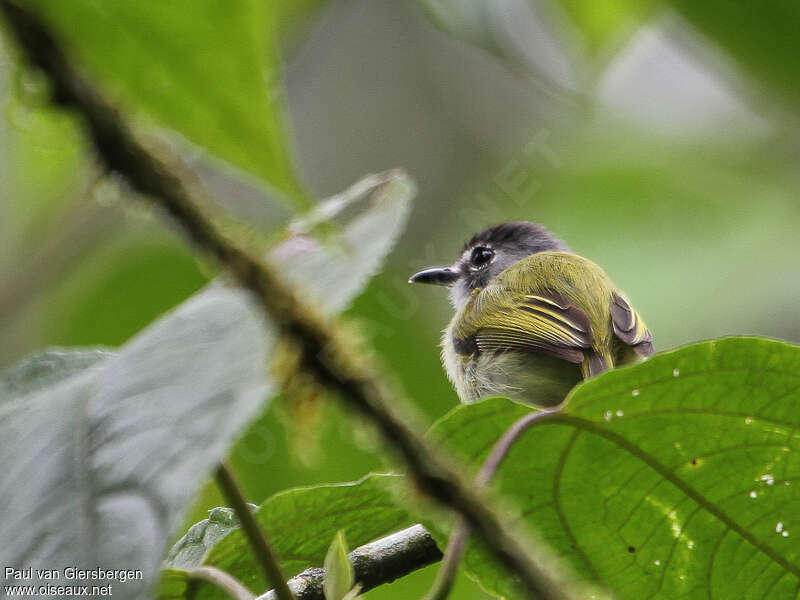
[214,463,295,600]
[0,4,577,598]
[425,408,560,600]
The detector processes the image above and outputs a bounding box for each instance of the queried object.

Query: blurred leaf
[163,474,411,599]
[554,0,655,54]
[668,0,800,110]
[278,0,330,52]
[324,531,355,600]
[167,170,416,542]
[25,0,308,206]
[0,346,109,400]
[418,0,500,56]
[46,239,209,347]
[0,170,414,600]
[416,0,582,103]
[430,337,800,599]
[1,90,86,239]
[0,288,271,600]
[271,170,415,317]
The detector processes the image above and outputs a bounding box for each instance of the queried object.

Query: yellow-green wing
[454,290,594,364]
[611,292,654,357]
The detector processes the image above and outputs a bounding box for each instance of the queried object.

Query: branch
[0,4,576,598]
[214,463,294,600]
[258,525,442,600]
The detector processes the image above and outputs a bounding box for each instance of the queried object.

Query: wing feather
[453,289,593,364]
[611,292,654,357]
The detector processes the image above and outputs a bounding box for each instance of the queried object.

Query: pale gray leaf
[0,289,270,600]
[0,347,111,402]
[272,169,414,317]
[0,170,415,600]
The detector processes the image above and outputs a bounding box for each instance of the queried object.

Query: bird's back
[444,251,652,405]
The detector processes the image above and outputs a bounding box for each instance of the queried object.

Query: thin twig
[0,5,577,598]
[425,409,559,600]
[187,566,255,600]
[258,524,442,600]
[214,463,295,600]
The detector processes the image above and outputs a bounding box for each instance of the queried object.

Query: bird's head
[409,221,569,309]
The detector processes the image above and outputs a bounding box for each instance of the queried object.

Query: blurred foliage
[668,0,800,111]
[3,0,800,598]
[556,0,656,55]
[27,0,308,206]
[44,236,208,347]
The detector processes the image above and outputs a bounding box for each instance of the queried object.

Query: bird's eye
[470,246,494,267]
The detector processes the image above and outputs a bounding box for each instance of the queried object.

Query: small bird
[409,221,653,406]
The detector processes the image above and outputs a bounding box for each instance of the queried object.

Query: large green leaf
[162,474,412,599]
[668,0,800,111]
[0,171,414,600]
[430,338,800,599]
[23,0,307,205]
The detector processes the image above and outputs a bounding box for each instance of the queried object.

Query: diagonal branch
[0,4,577,598]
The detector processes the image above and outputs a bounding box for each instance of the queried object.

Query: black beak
[408,267,459,286]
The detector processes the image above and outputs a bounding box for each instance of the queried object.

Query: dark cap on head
[409,221,569,308]
[463,221,569,254]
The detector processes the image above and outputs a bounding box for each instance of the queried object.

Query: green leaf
[164,474,411,599]
[165,507,241,570]
[324,531,355,600]
[0,288,271,600]
[25,0,307,206]
[156,568,191,600]
[668,0,800,111]
[429,337,800,599]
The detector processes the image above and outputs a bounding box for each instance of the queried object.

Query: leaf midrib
[546,413,800,581]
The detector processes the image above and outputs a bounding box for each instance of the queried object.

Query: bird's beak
[408,266,459,286]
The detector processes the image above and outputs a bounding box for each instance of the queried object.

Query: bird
[409,221,653,406]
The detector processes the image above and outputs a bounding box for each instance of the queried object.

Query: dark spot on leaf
[691,459,698,466]
[628,546,635,553]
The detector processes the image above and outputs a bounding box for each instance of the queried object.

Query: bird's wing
[610,292,654,357]
[454,289,594,364]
